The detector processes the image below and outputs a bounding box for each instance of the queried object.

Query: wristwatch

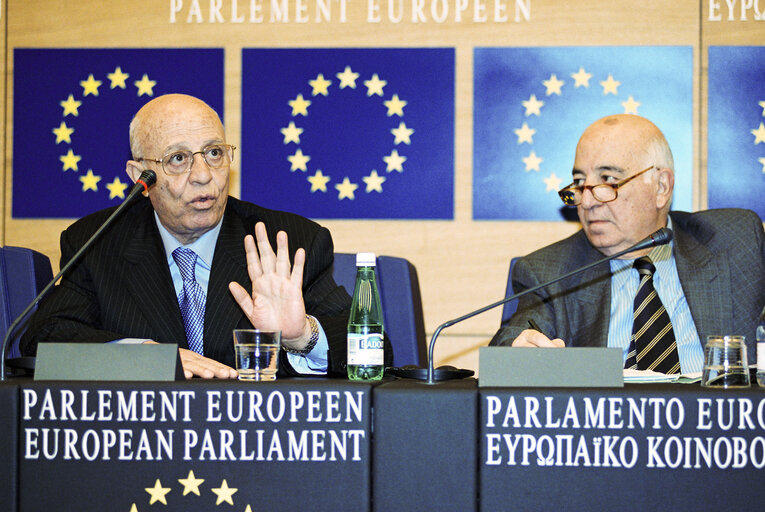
[284,315,319,355]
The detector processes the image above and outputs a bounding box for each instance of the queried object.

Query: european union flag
[241,48,454,219]
[708,46,765,220]
[13,48,224,218]
[473,47,693,221]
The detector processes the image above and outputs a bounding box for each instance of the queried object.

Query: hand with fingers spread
[228,222,313,352]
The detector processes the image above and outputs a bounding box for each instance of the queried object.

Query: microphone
[388,227,674,384]
[0,170,157,380]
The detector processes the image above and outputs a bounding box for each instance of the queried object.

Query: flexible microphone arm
[0,170,157,381]
[424,227,673,384]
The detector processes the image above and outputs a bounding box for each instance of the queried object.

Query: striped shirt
[607,236,704,374]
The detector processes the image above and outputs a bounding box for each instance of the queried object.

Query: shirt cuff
[286,319,330,374]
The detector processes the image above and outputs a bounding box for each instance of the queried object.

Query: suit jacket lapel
[568,239,612,347]
[204,206,251,363]
[672,215,731,342]
[122,204,187,346]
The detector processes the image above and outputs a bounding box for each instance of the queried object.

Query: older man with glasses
[21,93,392,378]
[490,114,765,374]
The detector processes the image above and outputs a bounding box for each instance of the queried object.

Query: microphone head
[651,227,673,245]
[138,169,157,188]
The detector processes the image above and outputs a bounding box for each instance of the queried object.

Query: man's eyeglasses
[137,144,236,176]
[557,165,655,206]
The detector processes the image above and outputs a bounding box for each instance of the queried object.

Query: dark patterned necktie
[624,256,680,374]
[172,247,206,355]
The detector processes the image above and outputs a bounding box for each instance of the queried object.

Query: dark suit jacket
[20,196,391,376]
[490,209,765,364]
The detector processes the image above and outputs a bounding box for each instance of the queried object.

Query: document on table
[623,369,702,384]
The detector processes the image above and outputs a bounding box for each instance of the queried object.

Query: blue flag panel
[708,46,765,220]
[473,47,693,221]
[13,48,224,218]
[241,48,455,219]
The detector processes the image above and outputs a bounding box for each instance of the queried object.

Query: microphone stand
[391,228,673,384]
[0,171,156,381]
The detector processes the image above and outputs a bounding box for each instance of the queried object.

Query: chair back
[0,246,54,357]
[500,257,521,325]
[333,253,427,367]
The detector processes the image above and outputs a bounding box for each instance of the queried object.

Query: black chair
[0,246,54,358]
[333,254,427,367]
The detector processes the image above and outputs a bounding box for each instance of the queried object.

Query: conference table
[2,376,764,512]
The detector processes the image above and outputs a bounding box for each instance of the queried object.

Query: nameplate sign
[479,386,765,511]
[34,343,183,381]
[478,347,623,388]
[19,380,373,511]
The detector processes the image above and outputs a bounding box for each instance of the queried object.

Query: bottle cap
[356,252,376,266]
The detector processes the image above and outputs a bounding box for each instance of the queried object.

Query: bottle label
[347,333,384,365]
[758,342,765,371]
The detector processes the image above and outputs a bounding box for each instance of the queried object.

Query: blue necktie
[172,247,206,355]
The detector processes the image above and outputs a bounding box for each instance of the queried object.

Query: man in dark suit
[491,114,765,372]
[21,93,388,378]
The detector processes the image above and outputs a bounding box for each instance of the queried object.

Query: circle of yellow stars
[753,100,765,174]
[514,67,641,194]
[282,66,413,201]
[128,470,255,511]
[53,66,157,200]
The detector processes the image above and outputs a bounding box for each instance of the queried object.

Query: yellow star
[384,94,407,117]
[129,504,138,512]
[307,169,331,192]
[364,73,387,97]
[288,148,311,171]
[542,74,564,96]
[571,67,592,88]
[759,157,765,173]
[245,505,253,512]
[522,94,544,116]
[80,74,102,96]
[59,149,82,171]
[134,74,157,97]
[336,66,360,89]
[363,170,386,193]
[145,478,171,505]
[309,73,332,96]
[280,121,303,144]
[621,96,640,115]
[335,177,358,200]
[759,100,765,116]
[391,122,414,145]
[514,122,535,144]
[289,94,311,116]
[60,94,82,117]
[211,479,238,506]
[751,122,765,144]
[178,470,205,496]
[543,172,563,192]
[522,151,542,172]
[600,74,621,95]
[79,169,101,192]
[107,66,130,89]
[105,177,129,199]
[383,149,406,173]
[52,121,74,144]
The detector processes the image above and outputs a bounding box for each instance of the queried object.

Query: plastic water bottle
[757,306,765,387]
[347,253,385,381]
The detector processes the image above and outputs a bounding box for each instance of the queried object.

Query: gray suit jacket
[490,209,765,364]
[20,196,392,376]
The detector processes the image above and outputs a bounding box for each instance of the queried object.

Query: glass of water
[233,330,281,381]
[701,335,750,388]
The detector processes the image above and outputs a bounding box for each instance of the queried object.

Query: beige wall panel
[5,0,705,374]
